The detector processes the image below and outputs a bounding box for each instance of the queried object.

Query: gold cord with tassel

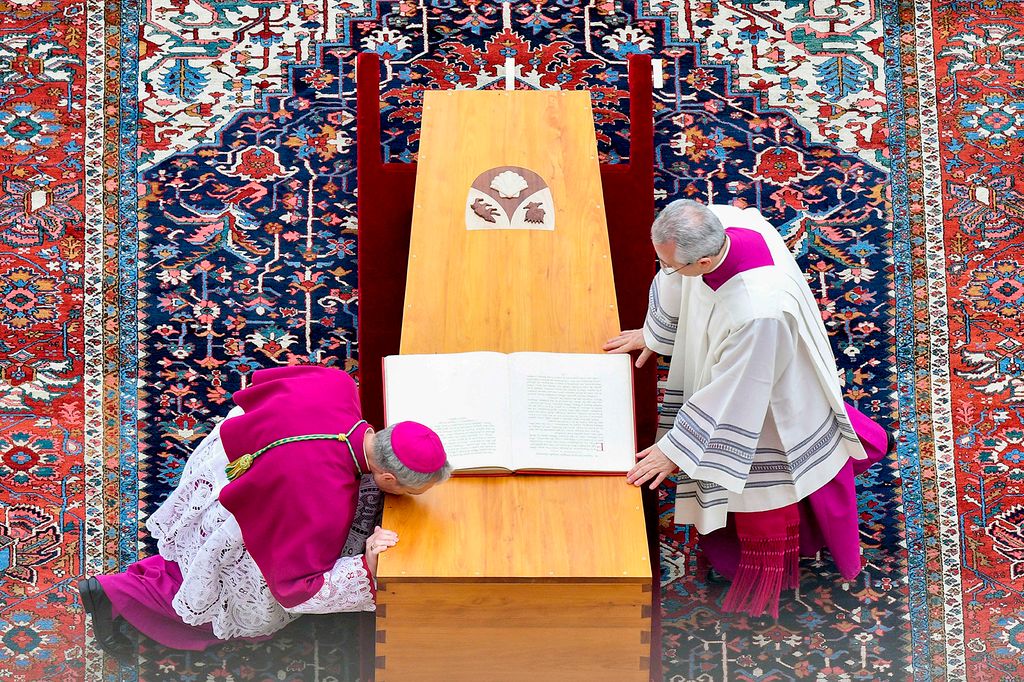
[225,429,362,481]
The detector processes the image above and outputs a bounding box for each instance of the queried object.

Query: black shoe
[886,430,897,456]
[78,577,134,660]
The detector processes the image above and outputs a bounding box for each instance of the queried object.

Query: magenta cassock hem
[699,402,889,582]
[97,554,271,651]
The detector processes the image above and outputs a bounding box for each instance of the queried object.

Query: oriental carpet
[0,1,1021,680]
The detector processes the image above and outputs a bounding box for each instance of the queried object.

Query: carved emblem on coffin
[465,166,554,231]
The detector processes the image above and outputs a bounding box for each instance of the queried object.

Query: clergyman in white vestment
[605,199,891,617]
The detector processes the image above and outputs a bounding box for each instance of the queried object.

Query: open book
[383,352,635,475]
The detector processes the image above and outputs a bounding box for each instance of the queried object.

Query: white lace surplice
[146,407,377,640]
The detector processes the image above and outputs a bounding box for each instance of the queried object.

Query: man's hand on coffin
[365,526,399,576]
[603,328,654,368]
[626,444,678,489]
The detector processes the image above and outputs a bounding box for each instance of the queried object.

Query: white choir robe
[643,205,867,533]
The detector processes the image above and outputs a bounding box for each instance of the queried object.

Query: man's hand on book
[626,444,679,489]
[365,526,398,576]
[603,329,653,368]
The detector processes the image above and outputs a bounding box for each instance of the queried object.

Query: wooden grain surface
[383,89,648,584]
[380,89,650,679]
[376,582,650,682]
[399,90,620,354]
[379,475,650,580]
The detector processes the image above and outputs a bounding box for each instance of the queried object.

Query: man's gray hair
[372,425,453,489]
[650,199,726,264]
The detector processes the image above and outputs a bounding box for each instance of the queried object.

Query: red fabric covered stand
[354,53,658,680]
[355,53,417,433]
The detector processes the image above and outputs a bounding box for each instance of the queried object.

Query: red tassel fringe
[720,524,800,619]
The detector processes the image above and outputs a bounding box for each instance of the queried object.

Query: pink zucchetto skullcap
[390,421,448,473]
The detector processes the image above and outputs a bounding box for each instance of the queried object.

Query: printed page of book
[507,352,635,473]
[383,352,512,473]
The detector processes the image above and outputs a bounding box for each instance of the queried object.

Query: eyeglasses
[658,257,688,276]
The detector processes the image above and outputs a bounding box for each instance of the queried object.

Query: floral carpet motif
[0,0,1021,680]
